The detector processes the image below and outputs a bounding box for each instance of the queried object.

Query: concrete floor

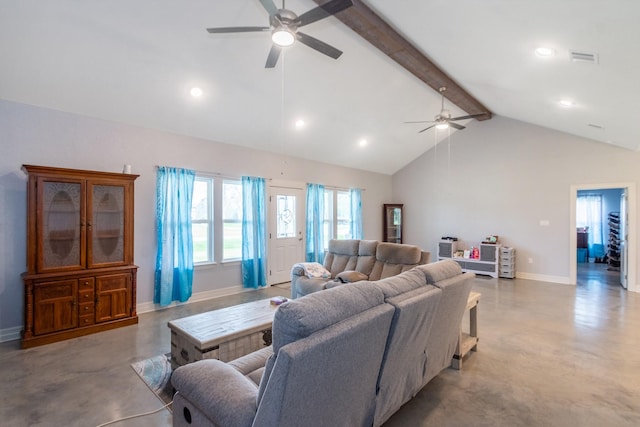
[1,265,639,427]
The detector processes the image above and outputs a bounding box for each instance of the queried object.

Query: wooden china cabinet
[21,165,139,348]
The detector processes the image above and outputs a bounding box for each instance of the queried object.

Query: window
[223,180,243,260]
[577,194,603,250]
[323,189,356,249]
[336,190,352,239]
[276,194,296,238]
[323,190,333,247]
[191,176,244,264]
[192,177,213,263]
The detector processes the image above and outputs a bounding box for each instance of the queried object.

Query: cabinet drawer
[78,290,94,303]
[79,314,95,327]
[79,302,95,315]
[79,278,95,291]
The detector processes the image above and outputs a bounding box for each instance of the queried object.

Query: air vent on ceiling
[570,50,598,64]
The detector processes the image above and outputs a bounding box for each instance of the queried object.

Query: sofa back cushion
[419,259,463,284]
[374,285,442,425]
[255,302,394,427]
[355,240,378,276]
[422,271,474,383]
[369,242,422,281]
[372,267,426,298]
[323,239,359,277]
[271,281,386,353]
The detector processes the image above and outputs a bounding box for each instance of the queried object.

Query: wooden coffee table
[168,298,281,369]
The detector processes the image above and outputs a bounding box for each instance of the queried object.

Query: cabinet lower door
[33,279,78,335]
[95,273,132,323]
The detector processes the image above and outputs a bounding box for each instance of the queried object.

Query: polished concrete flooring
[1,265,639,426]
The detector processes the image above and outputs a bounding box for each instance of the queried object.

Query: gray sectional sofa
[171,260,474,427]
[290,239,431,299]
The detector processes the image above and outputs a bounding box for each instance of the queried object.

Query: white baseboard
[516,272,572,285]
[0,326,22,343]
[136,284,251,314]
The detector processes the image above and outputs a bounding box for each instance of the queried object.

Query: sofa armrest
[172,359,258,427]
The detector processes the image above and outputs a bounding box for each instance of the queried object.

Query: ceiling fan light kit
[272,28,295,46]
[207,0,354,68]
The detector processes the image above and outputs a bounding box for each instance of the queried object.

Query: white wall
[393,115,640,289]
[0,99,392,336]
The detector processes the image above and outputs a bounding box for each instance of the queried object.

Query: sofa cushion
[373,268,426,299]
[377,242,421,264]
[335,270,369,283]
[326,254,358,277]
[358,240,378,255]
[323,239,360,277]
[328,239,360,255]
[228,346,273,387]
[419,259,462,284]
[272,281,385,353]
[368,242,422,281]
[374,285,442,425]
[171,359,258,427]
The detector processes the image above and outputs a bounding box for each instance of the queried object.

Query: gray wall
[0,99,392,337]
[392,115,640,287]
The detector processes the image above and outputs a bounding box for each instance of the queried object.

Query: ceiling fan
[405,87,487,133]
[206,0,353,68]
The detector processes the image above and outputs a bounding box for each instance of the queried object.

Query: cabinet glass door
[39,179,84,271]
[383,204,403,244]
[88,183,125,267]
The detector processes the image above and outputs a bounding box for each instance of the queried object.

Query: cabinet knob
[84,282,89,285]
[85,306,89,311]
[84,294,89,298]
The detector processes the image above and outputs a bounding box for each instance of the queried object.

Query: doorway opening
[569,183,637,292]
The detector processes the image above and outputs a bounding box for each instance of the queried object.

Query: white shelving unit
[438,241,501,278]
[499,247,516,278]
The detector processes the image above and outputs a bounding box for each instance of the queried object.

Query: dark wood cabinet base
[21,316,138,349]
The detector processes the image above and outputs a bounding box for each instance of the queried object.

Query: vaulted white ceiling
[1,0,638,175]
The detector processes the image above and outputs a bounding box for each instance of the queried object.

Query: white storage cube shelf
[438,241,501,278]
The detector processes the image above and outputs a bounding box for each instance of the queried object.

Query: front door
[268,187,304,285]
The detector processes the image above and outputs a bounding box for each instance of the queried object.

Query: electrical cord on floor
[94,400,173,427]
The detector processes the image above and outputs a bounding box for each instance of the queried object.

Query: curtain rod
[155,166,272,181]
[154,167,365,190]
[321,184,366,192]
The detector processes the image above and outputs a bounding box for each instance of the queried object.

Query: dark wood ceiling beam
[321,0,492,120]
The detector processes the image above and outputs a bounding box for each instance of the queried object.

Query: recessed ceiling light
[559,99,574,108]
[535,47,556,57]
[295,119,305,129]
[359,138,368,147]
[190,87,203,97]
